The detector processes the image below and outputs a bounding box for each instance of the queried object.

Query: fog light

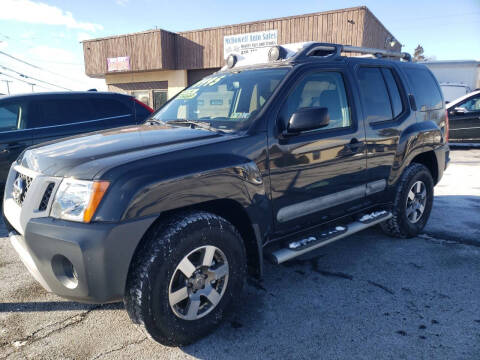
[51,255,79,289]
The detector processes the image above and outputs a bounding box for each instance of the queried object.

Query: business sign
[223,30,278,59]
[107,56,130,72]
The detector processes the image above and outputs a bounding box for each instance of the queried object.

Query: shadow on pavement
[0,301,124,313]
[426,195,480,245]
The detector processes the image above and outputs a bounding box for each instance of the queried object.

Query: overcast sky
[0,0,479,95]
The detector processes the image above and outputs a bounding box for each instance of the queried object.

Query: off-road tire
[124,211,246,346]
[380,163,434,238]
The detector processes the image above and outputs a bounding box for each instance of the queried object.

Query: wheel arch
[410,150,439,184]
[126,198,264,291]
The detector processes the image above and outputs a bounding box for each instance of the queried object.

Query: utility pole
[29,83,35,92]
[1,79,12,95]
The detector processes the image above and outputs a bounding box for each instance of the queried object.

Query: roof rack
[294,42,412,62]
[223,42,412,70]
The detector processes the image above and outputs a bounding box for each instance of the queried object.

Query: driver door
[268,66,367,234]
[449,93,480,142]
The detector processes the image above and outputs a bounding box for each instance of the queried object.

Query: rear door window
[28,98,94,128]
[404,68,443,111]
[357,67,393,122]
[381,68,403,118]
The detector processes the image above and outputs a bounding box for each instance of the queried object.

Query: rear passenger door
[354,64,411,204]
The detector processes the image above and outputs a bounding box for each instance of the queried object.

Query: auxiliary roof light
[268,46,287,62]
[226,54,237,68]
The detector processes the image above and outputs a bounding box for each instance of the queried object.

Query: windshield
[152,68,290,131]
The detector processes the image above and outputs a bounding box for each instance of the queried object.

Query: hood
[20,124,224,178]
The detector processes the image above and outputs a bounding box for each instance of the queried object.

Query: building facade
[82,6,399,110]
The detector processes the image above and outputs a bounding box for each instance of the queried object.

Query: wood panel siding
[83,6,399,77]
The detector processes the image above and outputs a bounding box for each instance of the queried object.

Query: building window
[132,91,151,107]
[153,90,168,110]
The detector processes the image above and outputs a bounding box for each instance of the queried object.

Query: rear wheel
[124,211,246,346]
[381,163,434,238]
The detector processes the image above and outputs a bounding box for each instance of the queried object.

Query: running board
[268,211,392,264]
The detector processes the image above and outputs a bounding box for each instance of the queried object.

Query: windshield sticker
[192,75,226,88]
[177,88,199,99]
[231,112,250,119]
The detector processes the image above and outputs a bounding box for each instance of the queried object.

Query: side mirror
[286,107,330,134]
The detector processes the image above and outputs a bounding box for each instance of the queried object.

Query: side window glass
[29,99,93,128]
[0,103,20,131]
[357,67,392,122]
[279,71,351,131]
[381,68,403,118]
[404,68,443,111]
[459,95,480,112]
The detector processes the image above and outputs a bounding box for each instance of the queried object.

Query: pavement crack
[420,232,480,248]
[89,337,148,359]
[367,280,395,295]
[0,306,99,359]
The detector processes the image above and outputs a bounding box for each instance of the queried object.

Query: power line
[0,49,91,86]
[0,65,72,91]
[0,71,52,91]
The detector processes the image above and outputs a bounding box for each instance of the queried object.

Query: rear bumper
[4,215,156,303]
[434,143,450,184]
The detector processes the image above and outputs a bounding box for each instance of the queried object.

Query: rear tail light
[444,109,449,143]
[134,98,154,113]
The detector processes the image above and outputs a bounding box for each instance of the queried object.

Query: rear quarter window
[404,68,443,111]
[90,98,132,118]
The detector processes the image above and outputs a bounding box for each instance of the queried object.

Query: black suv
[3,43,449,346]
[0,91,153,185]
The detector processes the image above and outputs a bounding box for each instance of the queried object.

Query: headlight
[51,179,110,223]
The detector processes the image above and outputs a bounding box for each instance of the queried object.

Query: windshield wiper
[167,119,218,132]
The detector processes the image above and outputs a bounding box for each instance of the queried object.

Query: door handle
[347,138,362,152]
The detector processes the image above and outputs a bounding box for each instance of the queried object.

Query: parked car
[0,91,153,186]
[446,89,480,143]
[424,60,480,102]
[3,43,449,346]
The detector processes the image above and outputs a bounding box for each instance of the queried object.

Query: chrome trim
[0,114,131,134]
[366,179,386,195]
[277,180,387,223]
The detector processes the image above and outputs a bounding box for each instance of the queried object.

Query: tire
[380,163,434,238]
[124,211,246,346]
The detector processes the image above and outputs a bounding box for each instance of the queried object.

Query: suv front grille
[13,172,33,206]
[39,183,55,211]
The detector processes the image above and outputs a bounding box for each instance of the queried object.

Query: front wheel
[381,163,434,238]
[124,211,246,346]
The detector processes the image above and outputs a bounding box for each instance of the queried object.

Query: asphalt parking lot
[1,148,479,360]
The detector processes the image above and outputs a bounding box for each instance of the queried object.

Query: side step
[268,211,392,264]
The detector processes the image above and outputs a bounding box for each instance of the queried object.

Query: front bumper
[4,215,156,303]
